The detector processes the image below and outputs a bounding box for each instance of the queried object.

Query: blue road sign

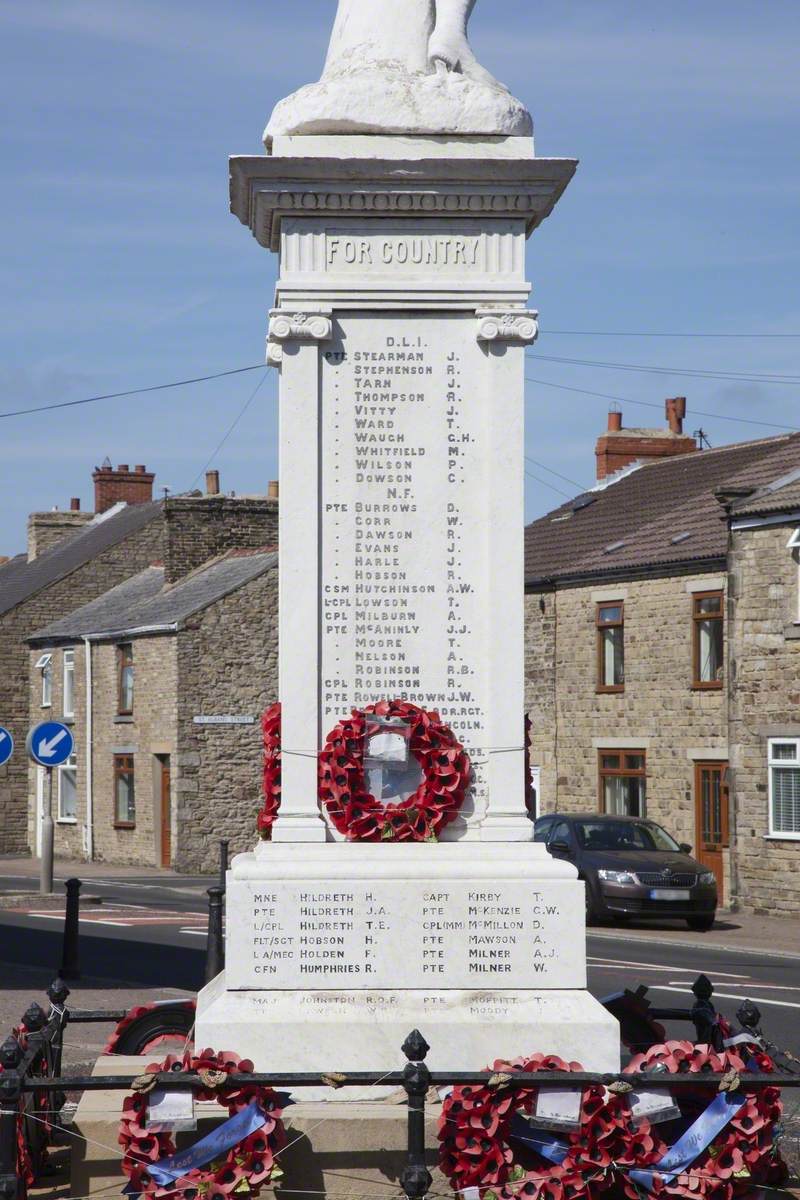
[26,721,74,768]
[0,726,13,767]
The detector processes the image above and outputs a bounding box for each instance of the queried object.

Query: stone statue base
[264,65,533,145]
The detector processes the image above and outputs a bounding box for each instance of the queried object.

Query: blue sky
[1,0,798,555]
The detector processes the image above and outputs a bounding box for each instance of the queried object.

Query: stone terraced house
[524,404,800,915]
[26,548,278,872]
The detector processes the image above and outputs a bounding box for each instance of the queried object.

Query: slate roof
[28,549,278,644]
[0,502,162,618]
[524,431,800,587]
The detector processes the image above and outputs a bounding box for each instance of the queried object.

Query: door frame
[693,760,729,890]
[156,754,172,868]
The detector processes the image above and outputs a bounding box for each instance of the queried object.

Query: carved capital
[267,309,333,367]
[476,309,539,345]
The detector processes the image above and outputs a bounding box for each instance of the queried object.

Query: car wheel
[687,914,715,932]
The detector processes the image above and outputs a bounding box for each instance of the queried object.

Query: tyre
[111,1004,195,1056]
[686,914,715,932]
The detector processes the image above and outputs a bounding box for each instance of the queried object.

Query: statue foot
[428,26,500,88]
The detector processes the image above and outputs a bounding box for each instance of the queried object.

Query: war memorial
[196,0,619,1076]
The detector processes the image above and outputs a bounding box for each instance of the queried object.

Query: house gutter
[83,636,94,861]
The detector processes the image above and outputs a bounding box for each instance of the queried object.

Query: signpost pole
[39,767,54,896]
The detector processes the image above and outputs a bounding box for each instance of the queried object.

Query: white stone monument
[197,0,619,1081]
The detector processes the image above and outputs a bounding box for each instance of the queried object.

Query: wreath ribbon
[147,1100,268,1186]
[629,1091,747,1191]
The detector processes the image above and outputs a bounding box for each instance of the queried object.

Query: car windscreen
[574,820,681,852]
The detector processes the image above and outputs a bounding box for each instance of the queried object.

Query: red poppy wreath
[318,700,470,841]
[439,1052,633,1200]
[257,702,282,840]
[623,1041,787,1200]
[119,1049,286,1200]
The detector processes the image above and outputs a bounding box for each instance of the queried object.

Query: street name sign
[0,726,14,767]
[26,721,74,768]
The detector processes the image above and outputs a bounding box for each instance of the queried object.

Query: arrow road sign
[0,727,14,768]
[26,721,74,768]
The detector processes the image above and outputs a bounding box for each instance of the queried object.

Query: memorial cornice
[230,156,578,252]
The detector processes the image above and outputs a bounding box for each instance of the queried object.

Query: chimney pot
[70,498,81,511]
[117,463,129,473]
[607,410,623,433]
[134,464,146,474]
[665,397,687,435]
[205,469,220,496]
[268,480,279,499]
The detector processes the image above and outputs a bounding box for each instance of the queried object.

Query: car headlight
[699,871,717,886]
[597,869,638,886]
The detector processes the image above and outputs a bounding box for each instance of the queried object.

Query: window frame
[62,648,75,721]
[116,643,134,716]
[113,753,136,829]
[692,590,724,690]
[57,753,78,824]
[596,601,625,694]
[598,749,647,817]
[38,652,53,708]
[767,738,800,840]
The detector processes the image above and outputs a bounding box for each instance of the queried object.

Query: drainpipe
[83,636,94,860]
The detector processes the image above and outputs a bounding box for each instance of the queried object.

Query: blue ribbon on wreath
[132,1099,269,1189]
[508,1114,570,1165]
[629,1090,746,1191]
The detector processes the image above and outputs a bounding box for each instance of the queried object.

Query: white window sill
[764,833,800,842]
[57,818,78,826]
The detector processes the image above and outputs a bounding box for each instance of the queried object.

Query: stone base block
[197,976,620,1099]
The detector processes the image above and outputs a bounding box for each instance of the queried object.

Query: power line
[0,364,266,420]
[526,352,800,386]
[524,469,573,499]
[541,329,800,339]
[188,371,270,490]
[525,456,589,493]
[524,374,800,434]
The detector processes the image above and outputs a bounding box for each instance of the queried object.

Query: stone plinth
[197,843,620,1085]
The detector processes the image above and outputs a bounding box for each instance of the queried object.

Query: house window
[114,754,136,827]
[63,649,75,720]
[58,754,78,823]
[599,750,646,817]
[596,603,624,692]
[36,653,53,707]
[693,591,723,688]
[117,644,134,715]
[768,739,800,838]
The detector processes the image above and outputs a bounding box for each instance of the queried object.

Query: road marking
[588,957,750,979]
[180,930,208,937]
[668,981,800,993]
[650,985,800,1011]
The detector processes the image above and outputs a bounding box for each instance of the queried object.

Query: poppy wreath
[257,702,282,839]
[318,700,470,841]
[622,1041,788,1200]
[119,1049,286,1200]
[439,1053,632,1200]
[103,999,197,1056]
[0,1056,35,1198]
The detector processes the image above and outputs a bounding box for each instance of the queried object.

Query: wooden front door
[159,756,172,868]
[694,762,729,889]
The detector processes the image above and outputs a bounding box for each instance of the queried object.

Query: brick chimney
[93,460,155,513]
[205,469,220,496]
[595,400,697,481]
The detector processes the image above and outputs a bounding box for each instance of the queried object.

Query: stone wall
[27,512,93,559]
[2,516,164,854]
[728,523,800,913]
[174,567,279,871]
[164,497,278,584]
[524,569,730,895]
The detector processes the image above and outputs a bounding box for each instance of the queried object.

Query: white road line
[668,981,800,993]
[588,957,750,979]
[180,930,207,937]
[650,985,800,1011]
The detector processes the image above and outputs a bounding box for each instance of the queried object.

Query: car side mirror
[549,839,570,855]
[679,843,692,854]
